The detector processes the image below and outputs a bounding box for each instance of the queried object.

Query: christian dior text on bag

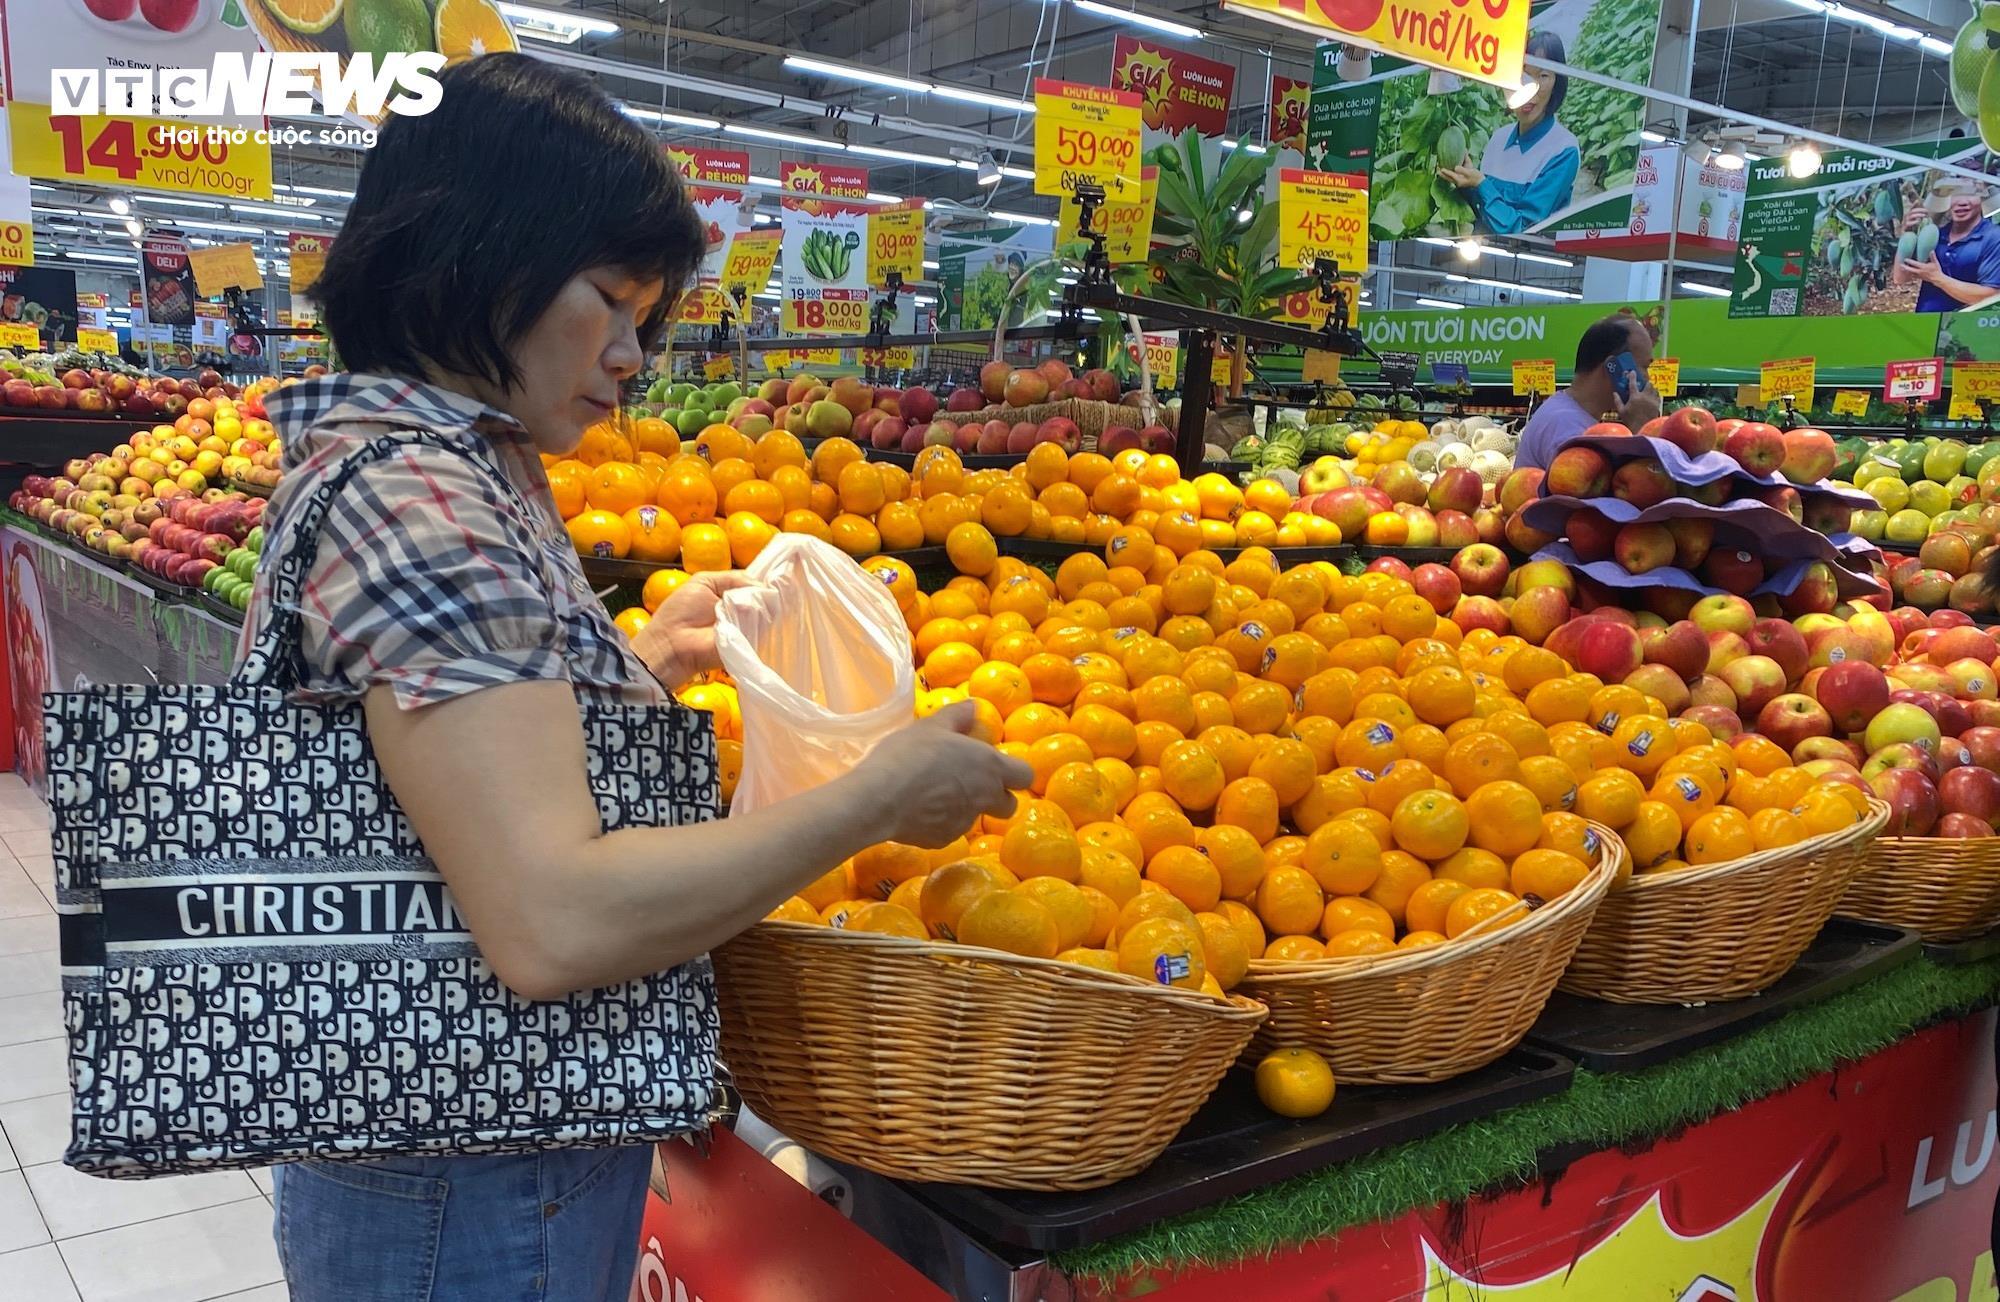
[46,431,720,1177]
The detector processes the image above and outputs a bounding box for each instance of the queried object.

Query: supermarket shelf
[1524,918,1918,1073]
[0,413,142,469]
[1923,925,2000,966]
[870,1046,1574,1253]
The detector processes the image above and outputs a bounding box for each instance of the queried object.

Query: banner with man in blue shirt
[1896,190,2000,313]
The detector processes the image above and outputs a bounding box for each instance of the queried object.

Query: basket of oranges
[1560,773,1890,1004]
[1236,807,1624,1087]
[713,843,1268,1192]
[1837,834,2000,942]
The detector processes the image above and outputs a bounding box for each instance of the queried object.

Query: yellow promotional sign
[718,229,781,302]
[0,323,38,349]
[760,349,793,371]
[1033,80,1143,200]
[703,357,736,381]
[784,294,867,335]
[1760,356,1815,407]
[0,219,31,267]
[1735,382,1763,407]
[1953,361,2000,403]
[1950,393,1985,421]
[1126,331,1179,386]
[1278,169,1368,279]
[1101,167,1158,264]
[1302,349,1342,385]
[798,348,843,366]
[1647,358,1679,398]
[288,233,332,296]
[6,103,272,200]
[1831,389,1870,417]
[1513,359,1555,397]
[866,201,925,287]
[860,346,917,370]
[188,242,262,293]
[1212,348,1240,387]
[77,327,117,353]
[1220,0,1529,92]
[677,287,732,327]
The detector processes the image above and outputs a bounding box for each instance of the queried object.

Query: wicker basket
[1838,834,2000,942]
[1561,800,1890,1004]
[712,921,1268,1190]
[1236,828,1623,1085]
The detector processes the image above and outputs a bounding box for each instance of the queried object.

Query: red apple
[1937,812,1995,837]
[1745,618,1809,685]
[1511,585,1571,646]
[1573,620,1643,681]
[1498,467,1545,515]
[1611,458,1674,509]
[1504,511,1555,553]
[1366,556,1413,582]
[1452,595,1510,634]
[1757,693,1833,752]
[1624,663,1691,714]
[1450,543,1510,599]
[1720,654,1787,716]
[1639,620,1709,681]
[1427,467,1483,516]
[1547,447,1612,499]
[1701,548,1765,595]
[1690,593,1756,637]
[1656,405,1719,458]
[1613,521,1676,575]
[1871,767,1942,836]
[1778,562,1839,618]
[1927,625,1999,668]
[1779,427,1838,485]
[1567,507,1619,563]
[1942,766,2000,822]
[1720,421,1785,476]
[1684,703,1744,739]
[1410,563,1462,615]
[1816,660,1890,734]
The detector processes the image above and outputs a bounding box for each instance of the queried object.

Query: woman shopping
[1436,32,1581,235]
[246,54,1029,1300]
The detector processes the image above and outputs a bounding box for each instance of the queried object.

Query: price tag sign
[860,346,917,370]
[1033,79,1143,200]
[782,165,871,337]
[761,349,793,372]
[1648,358,1679,398]
[703,357,736,381]
[1735,382,1763,407]
[188,242,262,293]
[799,348,842,366]
[1126,331,1179,386]
[1832,390,1870,417]
[1884,357,1943,402]
[77,327,117,353]
[1760,356,1816,407]
[1211,348,1241,387]
[677,287,731,327]
[0,323,38,349]
[1101,167,1157,264]
[866,201,925,287]
[0,219,30,268]
[7,105,272,200]
[1302,349,1342,385]
[1431,361,1469,386]
[1513,359,1556,397]
[719,229,781,302]
[288,233,331,296]
[784,291,867,335]
[1950,393,1985,421]
[1955,361,2000,404]
[1278,169,1368,280]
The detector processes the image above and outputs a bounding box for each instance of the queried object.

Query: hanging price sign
[1278,169,1367,280]
[0,219,30,268]
[1954,362,2000,405]
[866,201,926,287]
[1125,331,1179,386]
[783,291,867,335]
[6,106,272,200]
[782,163,871,337]
[1513,359,1556,397]
[0,323,38,349]
[187,242,262,293]
[77,327,117,353]
[677,287,731,327]
[1760,356,1815,406]
[1950,393,1985,421]
[703,357,736,381]
[860,346,917,370]
[1648,357,1679,397]
[1100,167,1158,264]
[1033,80,1143,200]
[288,233,332,296]
[718,229,781,302]
[1831,390,1870,417]
[760,349,793,371]
[1883,357,1943,402]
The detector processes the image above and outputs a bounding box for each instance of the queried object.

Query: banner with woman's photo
[1728,138,2000,320]
[1305,0,1661,241]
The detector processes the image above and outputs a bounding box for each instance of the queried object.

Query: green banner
[1729,138,1992,320]
[935,225,1056,332]
[1305,0,1660,242]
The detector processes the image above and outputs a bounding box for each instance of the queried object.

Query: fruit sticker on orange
[1648,357,1679,398]
[1221,0,1531,92]
[1033,79,1143,201]
[1513,359,1555,397]
[1759,356,1814,407]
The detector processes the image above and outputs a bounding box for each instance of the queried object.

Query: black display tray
[863,446,1024,470]
[1923,925,2000,966]
[1525,917,1919,1073]
[578,547,947,587]
[997,536,1358,567]
[887,1046,1574,1253]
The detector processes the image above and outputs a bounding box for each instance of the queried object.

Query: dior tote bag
[47,431,721,1177]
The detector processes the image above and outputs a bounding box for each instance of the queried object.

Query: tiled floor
[0,775,287,1302]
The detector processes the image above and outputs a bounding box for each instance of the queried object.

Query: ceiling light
[496,2,617,43]
[783,56,932,95]
[1414,297,1465,310]
[1513,249,1574,268]
[930,85,1036,114]
[1640,130,1668,144]
[1920,34,1952,54]
[1444,272,1580,299]
[263,193,316,208]
[68,251,136,264]
[624,106,722,130]
[123,218,142,236]
[922,259,940,269]
[1506,79,1540,109]
[848,143,961,168]
[997,165,1035,181]
[1218,138,1267,154]
[1677,280,1732,297]
[987,210,1057,226]
[137,195,225,210]
[865,191,906,203]
[1455,238,1482,261]
[1715,141,1747,171]
[752,213,773,225]
[1070,0,1204,40]
[1786,142,1822,178]
[976,153,1002,186]
[109,198,130,215]
[724,123,845,150]
[1237,208,1253,223]
[235,202,321,221]
[748,174,783,188]
[280,184,356,200]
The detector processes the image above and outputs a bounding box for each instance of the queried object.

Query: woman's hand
[851,702,1033,848]
[630,571,754,689]
[1438,162,1483,189]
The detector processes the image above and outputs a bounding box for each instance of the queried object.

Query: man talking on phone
[1514,313,1662,471]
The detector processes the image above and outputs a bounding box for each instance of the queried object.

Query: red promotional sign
[1885,357,1945,403]
[1269,76,1309,154]
[781,161,870,200]
[1110,36,1236,137]
[666,146,752,189]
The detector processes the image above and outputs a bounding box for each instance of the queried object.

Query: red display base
[640,1012,2000,1301]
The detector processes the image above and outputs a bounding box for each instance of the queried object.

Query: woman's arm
[365,683,1028,999]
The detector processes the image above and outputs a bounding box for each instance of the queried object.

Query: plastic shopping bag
[714,533,915,815]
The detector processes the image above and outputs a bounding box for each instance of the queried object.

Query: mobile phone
[1606,350,1639,401]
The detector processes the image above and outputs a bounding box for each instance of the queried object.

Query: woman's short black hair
[1524,31,1569,118]
[313,53,703,389]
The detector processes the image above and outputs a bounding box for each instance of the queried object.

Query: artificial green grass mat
[1055,954,2000,1280]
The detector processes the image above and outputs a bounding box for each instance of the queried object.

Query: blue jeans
[272,1145,654,1302]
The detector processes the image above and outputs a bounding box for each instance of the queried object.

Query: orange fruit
[1001,820,1082,882]
[586,461,652,515]
[1195,824,1266,900]
[547,460,588,518]
[1535,811,1599,865]
[1160,740,1226,810]
[1248,738,1317,806]
[1624,800,1683,871]
[1390,788,1468,861]
[1147,844,1223,912]
[843,902,927,939]
[968,661,1034,718]
[1045,760,1117,825]
[612,607,650,638]
[919,860,1006,939]
[1213,776,1281,844]
[1365,849,1431,922]
[945,521,998,576]
[828,513,881,558]
[1301,819,1382,895]
[1464,780,1544,858]
[1510,847,1589,901]
[620,505,682,563]
[1364,757,1435,817]
[1194,911,1250,990]
[850,841,931,900]
[1014,877,1093,950]
[1255,865,1326,936]
[1254,1047,1337,1117]
[1290,771,1368,834]
[1215,899,1267,960]
[641,567,690,613]
[957,890,1060,957]
[1525,676,1592,727]
[1404,877,1471,934]
[1116,916,1206,988]
[1609,715,1676,779]
[723,509,776,566]
[1685,807,1755,865]
[1517,753,1579,814]
[1434,846,1510,890]
[1574,769,1646,829]
[1444,887,1524,939]
[1079,841,1144,901]
[1335,718,1404,772]
[1263,935,1327,962]
[1442,732,1520,797]
[565,508,631,559]
[1072,704,1138,761]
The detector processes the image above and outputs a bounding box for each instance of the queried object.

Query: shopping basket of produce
[1236,826,1622,1086]
[1837,833,2000,942]
[712,922,1267,1190]
[1562,800,1889,1003]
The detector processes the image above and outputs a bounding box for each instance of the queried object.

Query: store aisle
[0,774,288,1302]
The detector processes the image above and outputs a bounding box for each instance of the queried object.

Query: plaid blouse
[237,374,666,710]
